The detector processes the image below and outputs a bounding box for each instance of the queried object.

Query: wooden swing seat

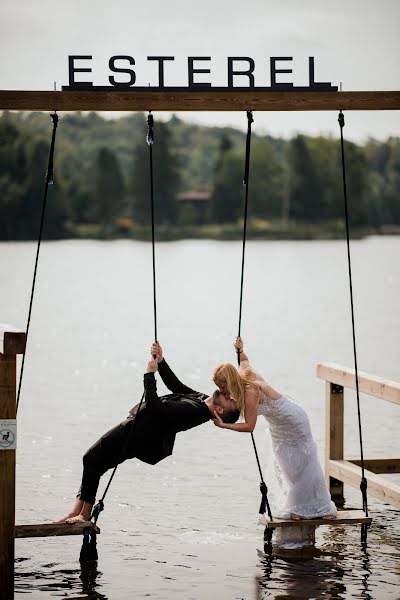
[15,521,100,539]
[264,509,371,529]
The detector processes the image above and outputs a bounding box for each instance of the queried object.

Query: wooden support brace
[0,325,26,600]
[329,459,400,509]
[0,90,400,112]
[317,362,400,405]
[348,458,400,474]
[325,381,344,504]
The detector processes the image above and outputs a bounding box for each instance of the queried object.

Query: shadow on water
[15,560,108,599]
[255,543,373,600]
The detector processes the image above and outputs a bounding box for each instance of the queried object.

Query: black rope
[16,112,59,414]
[238,111,273,527]
[91,112,158,526]
[147,112,158,344]
[238,111,253,344]
[338,110,369,543]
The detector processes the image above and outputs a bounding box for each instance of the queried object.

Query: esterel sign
[62,56,338,91]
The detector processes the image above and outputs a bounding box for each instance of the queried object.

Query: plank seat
[264,510,371,529]
[15,521,100,539]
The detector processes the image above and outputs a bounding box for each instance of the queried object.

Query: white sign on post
[0,420,17,450]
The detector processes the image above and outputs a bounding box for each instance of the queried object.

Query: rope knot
[147,112,154,146]
[51,112,59,128]
[360,477,368,507]
[91,499,104,522]
[338,110,345,129]
[243,110,253,186]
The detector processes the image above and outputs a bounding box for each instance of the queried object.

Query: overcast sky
[1,0,399,141]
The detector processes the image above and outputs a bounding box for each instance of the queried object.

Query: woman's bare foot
[54,498,84,523]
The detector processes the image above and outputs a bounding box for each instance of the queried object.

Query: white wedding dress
[252,369,337,548]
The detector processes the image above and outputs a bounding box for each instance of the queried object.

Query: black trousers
[79,417,138,505]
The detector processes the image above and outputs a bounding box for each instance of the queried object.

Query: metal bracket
[331,383,344,394]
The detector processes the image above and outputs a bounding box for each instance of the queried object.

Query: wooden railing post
[0,325,26,600]
[326,381,344,506]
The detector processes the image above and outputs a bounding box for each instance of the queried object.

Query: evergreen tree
[131,121,180,225]
[210,138,284,223]
[91,147,125,226]
[288,135,323,222]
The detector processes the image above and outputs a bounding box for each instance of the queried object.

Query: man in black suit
[56,342,239,523]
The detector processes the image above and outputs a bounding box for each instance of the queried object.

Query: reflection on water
[2,238,399,599]
[15,559,107,599]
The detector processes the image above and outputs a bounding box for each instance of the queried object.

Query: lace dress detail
[254,378,337,548]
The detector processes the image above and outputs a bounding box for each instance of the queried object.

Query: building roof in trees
[176,191,210,202]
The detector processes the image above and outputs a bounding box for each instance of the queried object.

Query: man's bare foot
[66,514,90,524]
[54,498,84,523]
[322,514,336,520]
[54,511,81,523]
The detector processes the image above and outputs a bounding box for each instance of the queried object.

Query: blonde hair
[213,363,263,415]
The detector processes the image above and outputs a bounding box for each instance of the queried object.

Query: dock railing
[317,362,400,509]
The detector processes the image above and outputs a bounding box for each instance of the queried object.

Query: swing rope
[90,113,158,529]
[238,111,273,527]
[338,110,369,544]
[16,112,59,414]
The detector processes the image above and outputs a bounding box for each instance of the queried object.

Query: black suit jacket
[127,359,211,465]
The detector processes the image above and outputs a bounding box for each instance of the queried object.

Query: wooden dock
[317,362,400,509]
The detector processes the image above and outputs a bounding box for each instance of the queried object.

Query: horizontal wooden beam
[0,325,26,356]
[317,362,400,405]
[0,90,400,112]
[349,458,400,474]
[15,521,100,538]
[329,459,400,509]
[264,509,371,529]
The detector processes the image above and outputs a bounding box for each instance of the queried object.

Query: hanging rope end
[91,499,104,523]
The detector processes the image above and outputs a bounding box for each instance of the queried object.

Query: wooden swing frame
[1,87,399,596]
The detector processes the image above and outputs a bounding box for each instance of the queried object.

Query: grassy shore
[66,219,380,241]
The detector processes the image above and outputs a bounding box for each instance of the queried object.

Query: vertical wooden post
[325,381,344,506]
[0,326,26,600]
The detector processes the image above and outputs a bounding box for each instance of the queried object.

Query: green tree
[288,135,323,222]
[210,138,285,223]
[131,121,180,225]
[90,147,125,226]
[16,138,67,239]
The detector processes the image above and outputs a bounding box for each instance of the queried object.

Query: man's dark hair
[212,390,240,424]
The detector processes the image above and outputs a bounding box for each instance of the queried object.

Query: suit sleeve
[157,359,197,394]
[143,372,164,411]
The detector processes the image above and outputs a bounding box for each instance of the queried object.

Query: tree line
[0,111,399,239]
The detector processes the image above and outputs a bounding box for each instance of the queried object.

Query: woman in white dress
[213,337,336,546]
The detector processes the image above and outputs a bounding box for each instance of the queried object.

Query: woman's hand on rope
[213,411,227,428]
[147,357,159,373]
[234,336,244,353]
[151,342,163,363]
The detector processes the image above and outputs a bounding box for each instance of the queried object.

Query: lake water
[1,237,399,599]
